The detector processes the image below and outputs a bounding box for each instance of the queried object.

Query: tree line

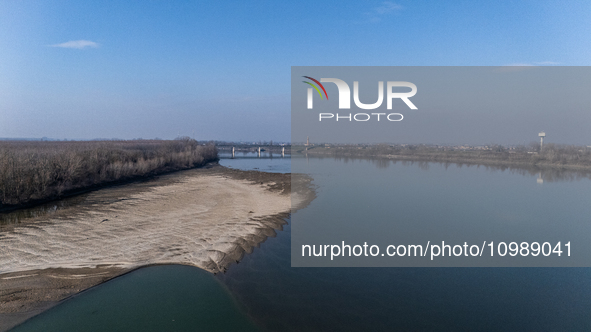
[0,138,217,207]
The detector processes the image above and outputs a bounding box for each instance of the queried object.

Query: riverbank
[0,164,312,331]
[380,153,591,171]
[0,139,217,210]
[300,146,591,172]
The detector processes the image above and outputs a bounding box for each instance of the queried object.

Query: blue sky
[1,0,590,142]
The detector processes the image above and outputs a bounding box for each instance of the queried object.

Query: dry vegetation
[0,138,217,208]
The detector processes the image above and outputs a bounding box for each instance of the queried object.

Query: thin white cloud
[49,40,100,49]
[364,1,403,23]
[374,1,403,14]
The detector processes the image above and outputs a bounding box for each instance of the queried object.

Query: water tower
[538,131,546,151]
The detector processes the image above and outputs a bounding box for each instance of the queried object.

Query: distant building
[539,131,546,151]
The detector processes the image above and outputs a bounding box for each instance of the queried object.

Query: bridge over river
[216,144,291,157]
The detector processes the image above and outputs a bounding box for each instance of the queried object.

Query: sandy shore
[0,164,312,331]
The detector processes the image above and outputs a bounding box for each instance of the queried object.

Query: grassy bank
[299,143,591,170]
[0,138,217,208]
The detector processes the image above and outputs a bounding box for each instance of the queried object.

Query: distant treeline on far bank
[297,143,591,170]
[0,138,217,208]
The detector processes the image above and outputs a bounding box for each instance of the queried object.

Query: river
[11,153,591,331]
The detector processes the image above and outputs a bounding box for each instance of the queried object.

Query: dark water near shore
[12,155,591,331]
[11,265,260,332]
[218,151,291,173]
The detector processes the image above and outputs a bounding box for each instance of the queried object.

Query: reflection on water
[218,155,591,330]
[292,155,591,268]
[306,154,591,183]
